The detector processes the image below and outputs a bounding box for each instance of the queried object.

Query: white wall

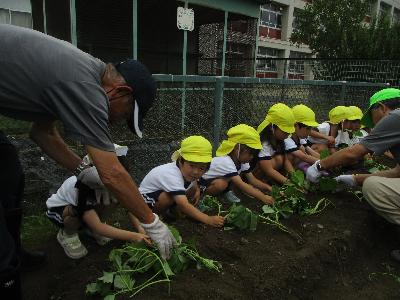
[0,0,31,12]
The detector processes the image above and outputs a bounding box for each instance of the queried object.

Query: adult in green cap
[305,87,400,262]
[361,88,400,128]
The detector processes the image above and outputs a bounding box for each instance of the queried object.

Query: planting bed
[12,134,399,299]
[21,189,400,299]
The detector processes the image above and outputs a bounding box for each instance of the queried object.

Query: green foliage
[291,0,400,60]
[364,157,390,173]
[199,195,222,215]
[200,197,259,231]
[319,149,330,159]
[291,0,369,58]
[224,204,259,231]
[369,263,400,285]
[265,171,334,221]
[0,116,30,135]
[318,177,338,193]
[21,214,57,248]
[86,227,221,299]
[352,130,364,137]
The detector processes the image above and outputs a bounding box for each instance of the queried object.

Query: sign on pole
[177,7,194,31]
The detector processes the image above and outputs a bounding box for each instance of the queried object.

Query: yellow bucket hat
[216,124,262,157]
[257,103,295,134]
[328,106,349,124]
[291,104,319,127]
[171,135,212,163]
[347,106,363,121]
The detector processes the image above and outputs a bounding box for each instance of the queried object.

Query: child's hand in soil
[262,194,274,205]
[132,232,153,246]
[207,215,225,227]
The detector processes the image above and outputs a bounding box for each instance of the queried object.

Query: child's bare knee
[62,205,81,231]
[273,155,284,168]
[206,179,228,195]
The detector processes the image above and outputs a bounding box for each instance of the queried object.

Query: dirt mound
[21,191,400,300]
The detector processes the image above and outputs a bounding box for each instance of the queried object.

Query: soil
[21,189,400,300]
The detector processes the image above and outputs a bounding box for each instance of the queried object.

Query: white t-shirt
[335,130,352,148]
[258,141,276,160]
[46,176,78,208]
[202,156,250,181]
[308,122,331,144]
[139,162,192,196]
[349,129,369,146]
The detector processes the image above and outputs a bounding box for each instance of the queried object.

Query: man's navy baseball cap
[114,59,156,138]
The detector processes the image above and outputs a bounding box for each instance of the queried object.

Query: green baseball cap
[361,88,400,128]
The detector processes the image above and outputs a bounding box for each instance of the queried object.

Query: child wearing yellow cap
[308,105,352,154]
[334,106,364,149]
[284,105,320,173]
[137,136,225,227]
[344,106,369,146]
[200,124,273,205]
[254,103,296,185]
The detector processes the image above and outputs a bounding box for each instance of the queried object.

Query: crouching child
[138,136,225,227]
[46,145,150,259]
[200,124,273,205]
[285,104,320,173]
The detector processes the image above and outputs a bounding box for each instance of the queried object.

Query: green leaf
[168,225,182,245]
[320,149,330,159]
[319,177,338,192]
[262,205,275,214]
[104,295,116,300]
[161,259,175,276]
[291,170,305,186]
[369,167,380,173]
[99,272,115,284]
[353,130,363,137]
[249,213,258,232]
[86,282,99,295]
[113,274,134,290]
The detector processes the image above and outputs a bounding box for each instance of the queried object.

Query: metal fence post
[213,77,224,155]
[340,82,347,103]
[69,0,77,46]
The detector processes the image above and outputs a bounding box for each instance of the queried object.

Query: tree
[290,0,370,58]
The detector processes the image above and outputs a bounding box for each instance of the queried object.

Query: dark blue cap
[114,59,156,138]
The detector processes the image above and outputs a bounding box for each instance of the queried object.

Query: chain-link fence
[18,75,386,212]
[256,59,400,87]
[109,76,386,182]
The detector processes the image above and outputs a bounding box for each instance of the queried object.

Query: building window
[256,47,281,78]
[259,3,282,39]
[292,8,301,30]
[0,8,32,28]
[393,8,400,24]
[260,4,282,28]
[379,2,391,17]
[288,51,308,79]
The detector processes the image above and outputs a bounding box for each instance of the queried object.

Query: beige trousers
[363,176,400,225]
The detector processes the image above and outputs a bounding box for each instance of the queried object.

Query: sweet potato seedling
[86,226,221,299]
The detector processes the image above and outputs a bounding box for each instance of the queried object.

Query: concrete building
[0,0,32,27]
[256,0,400,79]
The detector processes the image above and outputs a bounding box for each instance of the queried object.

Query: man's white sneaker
[57,229,88,259]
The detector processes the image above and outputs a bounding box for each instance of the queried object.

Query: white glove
[141,213,177,259]
[77,166,104,189]
[335,175,357,187]
[306,160,322,183]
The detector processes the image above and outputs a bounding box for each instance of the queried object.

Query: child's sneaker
[84,228,112,246]
[57,229,88,259]
[223,191,241,203]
